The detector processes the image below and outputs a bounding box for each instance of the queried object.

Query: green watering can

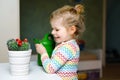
[33,33,55,66]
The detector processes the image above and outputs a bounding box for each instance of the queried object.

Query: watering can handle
[44,33,54,41]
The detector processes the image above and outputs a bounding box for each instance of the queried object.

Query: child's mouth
[54,37,60,40]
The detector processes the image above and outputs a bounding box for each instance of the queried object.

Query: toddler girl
[35,4,85,80]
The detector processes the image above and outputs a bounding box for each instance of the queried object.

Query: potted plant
[7,38,32,76]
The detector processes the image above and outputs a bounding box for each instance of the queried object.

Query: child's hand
[35,44,47,55]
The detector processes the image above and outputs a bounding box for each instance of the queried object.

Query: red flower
[18,42,22,46]
[16,38,22,46]
[23,38,28,42]
[16,38,20,42]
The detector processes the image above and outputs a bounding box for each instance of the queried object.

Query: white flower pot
[8,49,32,76]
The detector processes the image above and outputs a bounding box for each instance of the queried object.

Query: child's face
[51,18,75,44]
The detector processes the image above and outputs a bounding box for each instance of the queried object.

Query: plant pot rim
[8,49,32,52]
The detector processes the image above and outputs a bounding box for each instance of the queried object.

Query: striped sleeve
[41,43,76,73]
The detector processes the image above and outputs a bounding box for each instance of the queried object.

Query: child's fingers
[35,44,47,54]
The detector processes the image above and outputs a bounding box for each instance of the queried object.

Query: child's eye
[56,29,59,31]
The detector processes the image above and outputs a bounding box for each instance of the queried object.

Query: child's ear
[69,26,76,34]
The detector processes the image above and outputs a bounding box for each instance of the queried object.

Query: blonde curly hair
[50,4,85,40]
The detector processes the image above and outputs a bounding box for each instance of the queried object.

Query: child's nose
[51,30,55,35]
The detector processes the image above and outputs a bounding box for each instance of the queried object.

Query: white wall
[0,0,19,62]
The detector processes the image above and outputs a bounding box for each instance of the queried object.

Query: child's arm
[41,44,76,73]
